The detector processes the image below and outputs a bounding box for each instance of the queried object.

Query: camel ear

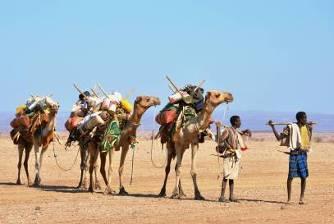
[135,96,142,103]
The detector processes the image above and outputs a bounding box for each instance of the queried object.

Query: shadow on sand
[1,182,286,205]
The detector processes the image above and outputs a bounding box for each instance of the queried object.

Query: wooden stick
[266,122,317,126]
[165,75,192,103]
[168,84,177,93]
[73,83,86,96]
[97,83,110,99]
[193,80,205,92]
[90,88,99,98]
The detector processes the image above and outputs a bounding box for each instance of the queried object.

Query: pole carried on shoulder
[266,122,317,126]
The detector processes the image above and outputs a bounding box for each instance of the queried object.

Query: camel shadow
[110,192,286,205]
[237,198,286,205]
[0,181,19,186]
[39,185,87,193]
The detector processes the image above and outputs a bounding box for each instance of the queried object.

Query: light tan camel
[30,103,59,187]
[158,90,233,200]
[87,96,161,193]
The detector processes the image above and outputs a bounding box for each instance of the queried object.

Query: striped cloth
[288,151,309,178]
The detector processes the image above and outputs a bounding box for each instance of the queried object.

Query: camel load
[65,84,132,149]
[156,77,210,145]
[10,95,60,145]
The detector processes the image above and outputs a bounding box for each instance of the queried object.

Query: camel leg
[94,153,102,190]
[88,143,98,193]
[178,179,187,198]
[100,151,108,186]
[190,143,205,200]
[158,149,173,197]
[119,145,129,195]
[24,144,33,186]
[103,149,115,194]
[33,144,41,187]
[171,146,185,199]
[35,146,47,186]
[77,147,87,189]
[16,144,24,185]
[83,151,90,189]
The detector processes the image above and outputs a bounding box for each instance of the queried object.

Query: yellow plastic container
[121,99,133,113]
[16,105,27,115]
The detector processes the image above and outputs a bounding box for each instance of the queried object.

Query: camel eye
[215,93,220,98]
[146,98,150,102]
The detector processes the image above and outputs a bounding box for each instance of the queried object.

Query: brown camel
[87,96,161,193]
[30,103,59,187]
[10,119,34,186]
[158,90,233,200]
[76,143,101,190]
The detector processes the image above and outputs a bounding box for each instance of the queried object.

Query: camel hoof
[77,185,88,191]
[194,194,205,201]
[104,187,116,195]
[218,197,228,203]
[179,190,187,198]
[88,187,94,193]
[32,182,40,188]
[95,181,102,190]
[158,190,167,198]
[171,193,181,199]
[16,180,22,185]
[119,187,129,196]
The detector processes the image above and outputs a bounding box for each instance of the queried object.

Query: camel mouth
[153,99,161,106]
[225,98,233,103]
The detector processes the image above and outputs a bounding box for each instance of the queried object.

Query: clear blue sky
[0,0,333,113]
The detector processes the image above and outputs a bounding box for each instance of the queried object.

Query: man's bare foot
[299,200,305,205]
[286,200,292,204]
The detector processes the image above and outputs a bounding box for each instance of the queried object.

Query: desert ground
[0,133,333,224]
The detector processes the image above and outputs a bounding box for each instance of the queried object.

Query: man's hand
[268,120,274,127]
[243,129,252,137]
[215,121,222,128]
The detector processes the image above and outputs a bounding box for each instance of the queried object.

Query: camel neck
[198,101,215,130]
[129,105,145,128]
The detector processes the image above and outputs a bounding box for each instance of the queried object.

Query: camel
[10,124,34,186]
[87,96,161,193]
[158,90,233,200]
[30,102,59,187]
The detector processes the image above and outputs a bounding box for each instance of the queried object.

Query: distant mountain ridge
[1,110,334,133]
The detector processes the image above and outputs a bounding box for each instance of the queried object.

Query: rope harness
[150,106,167,169]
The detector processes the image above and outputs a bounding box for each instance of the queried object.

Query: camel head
[205,90,233,108]
[134,96,161,111]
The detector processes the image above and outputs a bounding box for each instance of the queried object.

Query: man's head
[296,111,307,125]
[79,91,91,100]
[230,115,241,128]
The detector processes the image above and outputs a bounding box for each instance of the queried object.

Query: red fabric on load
[10,115,30,129]
[65,116,82,131]
[155,110,177,125]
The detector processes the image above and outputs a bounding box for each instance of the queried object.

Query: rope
[52,140,80,172]
[129,145,135,185]
[150,106,167,168]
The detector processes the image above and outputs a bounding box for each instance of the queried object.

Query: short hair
[230,115,240,125]
[79,91,91,100]
[296,111,307,122]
